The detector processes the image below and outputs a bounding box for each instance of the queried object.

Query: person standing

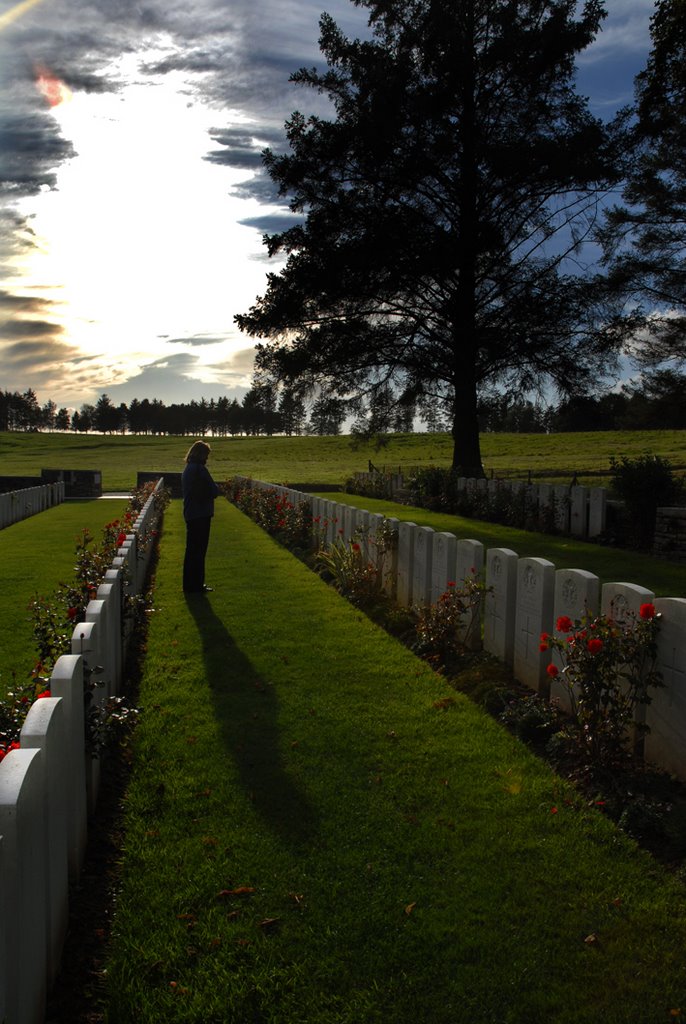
[182,440,221,593]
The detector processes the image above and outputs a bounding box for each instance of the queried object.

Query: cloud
[0,289,47,314]
[204,126,283,169]
[103,351,251,405]
[238,212,303,234]
[0,109,75,195]
[166,334,227,347]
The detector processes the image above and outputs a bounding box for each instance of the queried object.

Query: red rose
[556,615,573,633]
[587,638,603,654]
[546,663,559,678]
[639,603,656,620]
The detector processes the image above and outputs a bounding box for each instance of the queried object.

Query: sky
[0,0,657,411]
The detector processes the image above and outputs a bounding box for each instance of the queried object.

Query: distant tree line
[2,367,685,437]
[0,386,349,437]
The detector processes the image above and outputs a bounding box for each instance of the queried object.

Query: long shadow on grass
[186,594,319,848]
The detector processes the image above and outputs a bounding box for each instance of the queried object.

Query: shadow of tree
[186,594,319,848]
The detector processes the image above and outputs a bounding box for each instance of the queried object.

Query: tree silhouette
[236,0,621,473]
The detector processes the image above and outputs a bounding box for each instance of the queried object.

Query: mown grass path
[105,499,686,1023]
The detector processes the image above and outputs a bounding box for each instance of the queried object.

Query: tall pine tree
[236,0,620,472]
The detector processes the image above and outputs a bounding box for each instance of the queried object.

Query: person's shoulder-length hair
[185,440,211,464]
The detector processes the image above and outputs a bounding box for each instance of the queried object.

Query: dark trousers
[183,516,212,592]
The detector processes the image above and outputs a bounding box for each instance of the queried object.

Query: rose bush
[540,602,662,767]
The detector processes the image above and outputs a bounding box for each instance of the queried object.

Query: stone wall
[0,479,164,1024]
[654,507,686,563]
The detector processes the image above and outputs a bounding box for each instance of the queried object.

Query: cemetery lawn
[103,499,686,1023]
[318,493,686,598]
[2,428,685,492]
[0,499,127,695]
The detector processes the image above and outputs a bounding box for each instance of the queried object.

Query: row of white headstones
[0,482,65,529]
[0,480,164,1024]
[239,478,686,781]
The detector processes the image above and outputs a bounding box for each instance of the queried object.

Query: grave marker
[645,598,686,777]
[513,558,555,693]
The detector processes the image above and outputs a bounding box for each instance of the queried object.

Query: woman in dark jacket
[182,440,221,593]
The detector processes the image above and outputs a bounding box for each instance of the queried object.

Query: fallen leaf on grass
[405,902,417,915]
[433,696,456,711]
[259,917,281,932]
[218,886,256,898]
[584,933,599,946]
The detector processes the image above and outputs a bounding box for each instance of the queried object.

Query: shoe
[202,585,214,592]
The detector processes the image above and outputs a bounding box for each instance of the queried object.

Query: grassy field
[101,501,686,1023]
[0,500,127,695]
[1,429,685,492]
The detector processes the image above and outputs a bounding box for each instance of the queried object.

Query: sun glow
[35,64,72,107]
[10,50,282,401]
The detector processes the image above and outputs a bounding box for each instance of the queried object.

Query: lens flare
[35,64,72,106]
[0,0,47,33]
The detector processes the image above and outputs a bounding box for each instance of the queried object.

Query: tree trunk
[451,372,483,477]
[450,0,483,479]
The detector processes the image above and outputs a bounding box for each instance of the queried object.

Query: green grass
[104,499,686,1022]
[1,429,685,492]
[317,493,686,598]
[0,500,127,694]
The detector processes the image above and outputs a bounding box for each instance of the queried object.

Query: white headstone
[412,526,434,607]
[0,748,48,1024]
[20,697,69,983]
[513,558,555,693]
[456,538,485,584]
[645,598,686,778]
[431,532,457,604]
[569,485,588,538]
[601,582,655,623]
[455,539,485,650]
[397,522,417,606]
[588,487,607,539]
[552,485,570,533]
[550,569,601,712]
[50,655,87,877]
[377,516,399,597]
[484,548,518,666]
